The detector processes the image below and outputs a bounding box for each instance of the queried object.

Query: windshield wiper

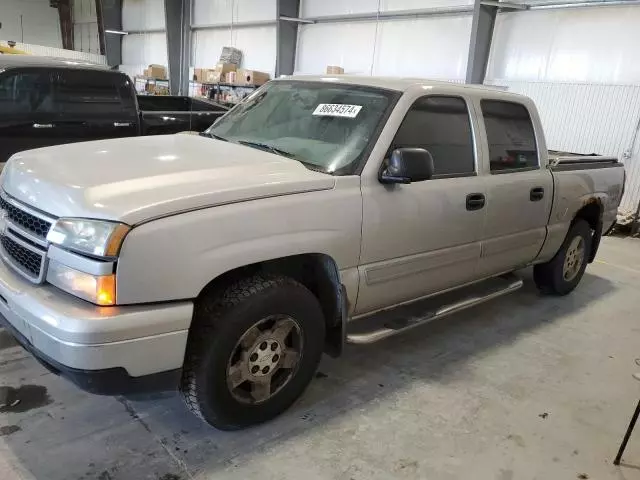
[201,132,228,142]
[237,140,297,159]
[236,140,329,174]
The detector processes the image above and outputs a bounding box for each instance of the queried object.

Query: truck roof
[0,54,109,71]
[283,74,522,98]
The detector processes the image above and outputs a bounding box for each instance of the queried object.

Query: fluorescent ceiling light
[105,30,128,35]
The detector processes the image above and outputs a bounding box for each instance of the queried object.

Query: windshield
[206,80,399,175]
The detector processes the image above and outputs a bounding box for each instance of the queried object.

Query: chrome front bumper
[0,258,193,380]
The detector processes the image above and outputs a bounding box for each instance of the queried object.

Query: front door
[476,99,553,277]
[357,95,486,316]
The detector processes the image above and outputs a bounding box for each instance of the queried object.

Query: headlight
[46,218,130,258]
[47,260,116,306]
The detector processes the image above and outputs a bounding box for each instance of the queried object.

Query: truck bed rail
[548,150,620,170]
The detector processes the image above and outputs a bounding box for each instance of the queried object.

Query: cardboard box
[326,65,344,74]
[145,64,167,79]
[216,63,237,75]
[237,69,271,86]
[219,46,243,65]
[193,68,206,83]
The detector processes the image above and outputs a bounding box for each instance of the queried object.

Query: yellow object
[0,45,29,55]
[105,224,131,257]
[96,275,116,306]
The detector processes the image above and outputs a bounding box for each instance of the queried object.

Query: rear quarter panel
[536,165,624,262]
[115,176,362,305]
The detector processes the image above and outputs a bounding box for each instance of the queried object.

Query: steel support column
[100,0,123,67]
[465,1,497,84]
[276,0,301,77]
[164,0,191,95]
[51,0,74,50]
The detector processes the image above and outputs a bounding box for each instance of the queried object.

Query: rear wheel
[180,274,325,430]
[533,219,592,295]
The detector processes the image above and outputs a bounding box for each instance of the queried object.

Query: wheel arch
[196,253,347,357]
[573,197,603,263]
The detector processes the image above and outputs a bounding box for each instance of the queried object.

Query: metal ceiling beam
[276,0,301,77]
[466,0,497,84]
[100,0,123,66]
[95,0,106,56]
[303,5,474,24]
[164,0,191,95]
[191,20,277,30]
[480,0,528,9]
[50,0,74,50]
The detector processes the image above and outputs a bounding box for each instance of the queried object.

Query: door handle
[33,123,53,129]
[530,187,545,201]
[113,122,132,127]
[466,193,486,211]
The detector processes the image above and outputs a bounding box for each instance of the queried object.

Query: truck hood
[1,135,335,224]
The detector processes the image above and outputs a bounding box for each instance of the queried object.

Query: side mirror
[380,148,435,184]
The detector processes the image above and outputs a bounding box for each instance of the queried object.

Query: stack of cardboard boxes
[192,46,271,87]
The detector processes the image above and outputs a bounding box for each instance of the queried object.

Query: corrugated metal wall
[121,0,167,77]
[295,0,472,79]
[191,0,277,75]
[487,80,640,214]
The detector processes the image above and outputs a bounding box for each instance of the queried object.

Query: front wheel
[180,274,325,430]
[533,219,592,295]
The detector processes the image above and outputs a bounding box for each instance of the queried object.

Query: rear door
[138,96,191,135]
[476,99,553,277]
[0,68,61,162]
[53,69,139,142]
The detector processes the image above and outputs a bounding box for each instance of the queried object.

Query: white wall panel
[301,0,472,17]
[373,15,470,80]
[487,80,640,213]
[301,0,379,17]
[123,0,166,31]
[193,0,276,25]
[121,32,168,75]
[296,15,470,80]
[73,0,100,55]
[487,7,640,84]
[192,26,276,74]
[0,0,62,47]
[381,0,473,11]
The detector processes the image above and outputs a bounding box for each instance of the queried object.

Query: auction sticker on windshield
[313,104,362,118]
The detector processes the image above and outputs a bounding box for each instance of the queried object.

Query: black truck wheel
[533,219,592,296]
[180,274,325,430]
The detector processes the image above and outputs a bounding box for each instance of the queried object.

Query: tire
[180,274,325,430]
[533,219,592,296]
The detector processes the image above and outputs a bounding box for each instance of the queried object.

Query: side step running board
[346,274,523,345]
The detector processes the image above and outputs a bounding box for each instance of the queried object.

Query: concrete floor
[1,236,640,480]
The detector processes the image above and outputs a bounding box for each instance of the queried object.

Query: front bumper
[0,258,193,395]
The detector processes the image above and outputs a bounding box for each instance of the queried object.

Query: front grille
[0,234,44,278]
[0,196,52,239]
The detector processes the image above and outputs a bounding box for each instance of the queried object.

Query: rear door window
[55,70,125,116]
[481,100,538,172]
[391,95,476,177]
[0,70,57,114]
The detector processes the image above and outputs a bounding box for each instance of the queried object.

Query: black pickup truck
[0,55,228,163]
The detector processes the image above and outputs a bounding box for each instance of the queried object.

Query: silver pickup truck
[0,76,625,430]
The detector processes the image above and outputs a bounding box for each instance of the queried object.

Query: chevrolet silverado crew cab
[0,76,624,430]
[0,55,227,163]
